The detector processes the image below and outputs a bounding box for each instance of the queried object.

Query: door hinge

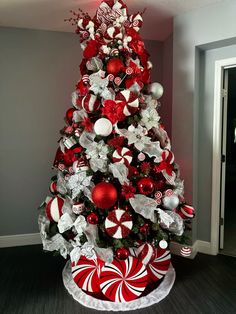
[220,217,224,226]
[221,154,226,162]
[222,89,227,98]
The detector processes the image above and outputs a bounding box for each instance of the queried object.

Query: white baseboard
[0,233,215,257]
[0,233,41,248]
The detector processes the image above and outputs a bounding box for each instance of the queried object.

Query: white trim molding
[211,57,236,255]
[0,233,41,248]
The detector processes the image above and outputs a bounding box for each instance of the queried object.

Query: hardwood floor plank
[0,245,235,314]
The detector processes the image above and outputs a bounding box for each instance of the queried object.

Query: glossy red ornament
[92,182,118,209]
[116,247,129,260]
[87,212,99,225]
[140,223,150,234]
[66,108,76,123]
[138,177,155,195]
[106,58,124,76]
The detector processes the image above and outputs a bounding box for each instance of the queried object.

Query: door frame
[211,57,236,255]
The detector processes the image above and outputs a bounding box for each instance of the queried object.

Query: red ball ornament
[116,247,129,260]
[138,177,155,195]
[87,212,99,225]
[106,58,124,76]
[92,182,118,209]
[66,108,76,123]
[140,223,149,234]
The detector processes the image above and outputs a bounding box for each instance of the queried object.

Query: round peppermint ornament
[100,256,148,302]
[112,147,132,166]
[82,94,100,113]
[45,196,64,222]
[94,118,113,136]
[135,243,156,265]
[105,209,133,239]
[148,248,171,282]
[116,90,139,116]
[72,255,103,293]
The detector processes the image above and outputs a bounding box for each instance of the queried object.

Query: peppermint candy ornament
[105,209,133,239]
[82,94,100,113]
[112,147,132,166]
[45,196,64,222]
[135,243,156,265]
[116,90,139,116]
[148,248,171,282]
[72,255,103,293]
[100,256,148,302]
[129,13,143,31]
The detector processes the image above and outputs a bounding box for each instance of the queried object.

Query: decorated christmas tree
[39,0,195,309]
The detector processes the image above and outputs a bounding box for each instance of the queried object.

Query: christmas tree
[39,0,195,307]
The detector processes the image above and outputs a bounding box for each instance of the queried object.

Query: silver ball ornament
[150,82,164,100]
[162,194,179,210]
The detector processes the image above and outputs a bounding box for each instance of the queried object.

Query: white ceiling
[0,0,224,40]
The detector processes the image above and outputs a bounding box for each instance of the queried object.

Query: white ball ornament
[94,118,113,136]
[150,82,164,100]
[162,194,179,210]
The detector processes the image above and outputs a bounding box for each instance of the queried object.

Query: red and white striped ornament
[82,74,90,84]
[148,248,171,282]
[116,89,139,116]
[72,202,85,214]
[72,255,103,293]
[82,94,100,113]
[100,256,148,302]
[135,243,156,265]
[111,48,119,56]
[49,181,57,195]
[105,209,133,239]
[180,246,192,257]
[112,147,132,166]
[45,196,64,222]
[165,189,174,197]
[179,204,195,219]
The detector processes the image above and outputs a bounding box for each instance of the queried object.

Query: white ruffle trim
[62,260,175,311]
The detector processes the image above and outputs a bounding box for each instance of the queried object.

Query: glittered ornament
[94,118,113,136]
[138,177,155,195]
[87,212,99,225]
[66,108,76,123]
[92,182,118,209]
[116,247,129,260]
[106,58,124,76]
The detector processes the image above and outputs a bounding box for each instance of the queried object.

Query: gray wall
[198,44,236,241]
[0,27,80,236]
[173,0,236,242]
[0,27,166,236]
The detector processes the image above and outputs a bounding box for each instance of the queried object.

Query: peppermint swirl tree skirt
[62,260,176,311]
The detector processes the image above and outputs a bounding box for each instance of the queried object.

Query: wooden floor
[0,245,236,314]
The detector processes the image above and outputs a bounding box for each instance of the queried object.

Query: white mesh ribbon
[129,194,158,222]
[62,260,175,311]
